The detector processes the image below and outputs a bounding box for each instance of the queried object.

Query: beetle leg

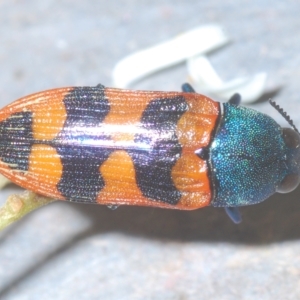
[181,83,196,93]
[228,93,241,105]
[224,207,242,224]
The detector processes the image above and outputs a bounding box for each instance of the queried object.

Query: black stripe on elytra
[128,96,188,204]
[52,86,112,203]
[0,111,33,171]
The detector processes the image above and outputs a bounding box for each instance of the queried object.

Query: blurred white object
[187,55,267,103]
[113,25,229,88]
[112,25,267,102]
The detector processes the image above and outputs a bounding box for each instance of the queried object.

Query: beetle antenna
[269,99,300,134]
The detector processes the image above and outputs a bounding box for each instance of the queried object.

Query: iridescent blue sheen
[210,103,293,207]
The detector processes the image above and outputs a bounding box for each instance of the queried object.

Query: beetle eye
[277,173,300,193]
[282,128,300,149]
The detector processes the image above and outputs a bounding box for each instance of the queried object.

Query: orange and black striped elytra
[0,83,300,223]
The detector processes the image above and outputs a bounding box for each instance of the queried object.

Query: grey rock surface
[0,1,300,299]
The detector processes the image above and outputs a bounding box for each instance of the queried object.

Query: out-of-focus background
[0,1,300,299]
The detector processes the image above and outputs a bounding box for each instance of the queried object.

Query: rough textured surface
[0,1,300,299]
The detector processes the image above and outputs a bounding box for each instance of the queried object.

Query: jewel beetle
[0,83,299,224]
